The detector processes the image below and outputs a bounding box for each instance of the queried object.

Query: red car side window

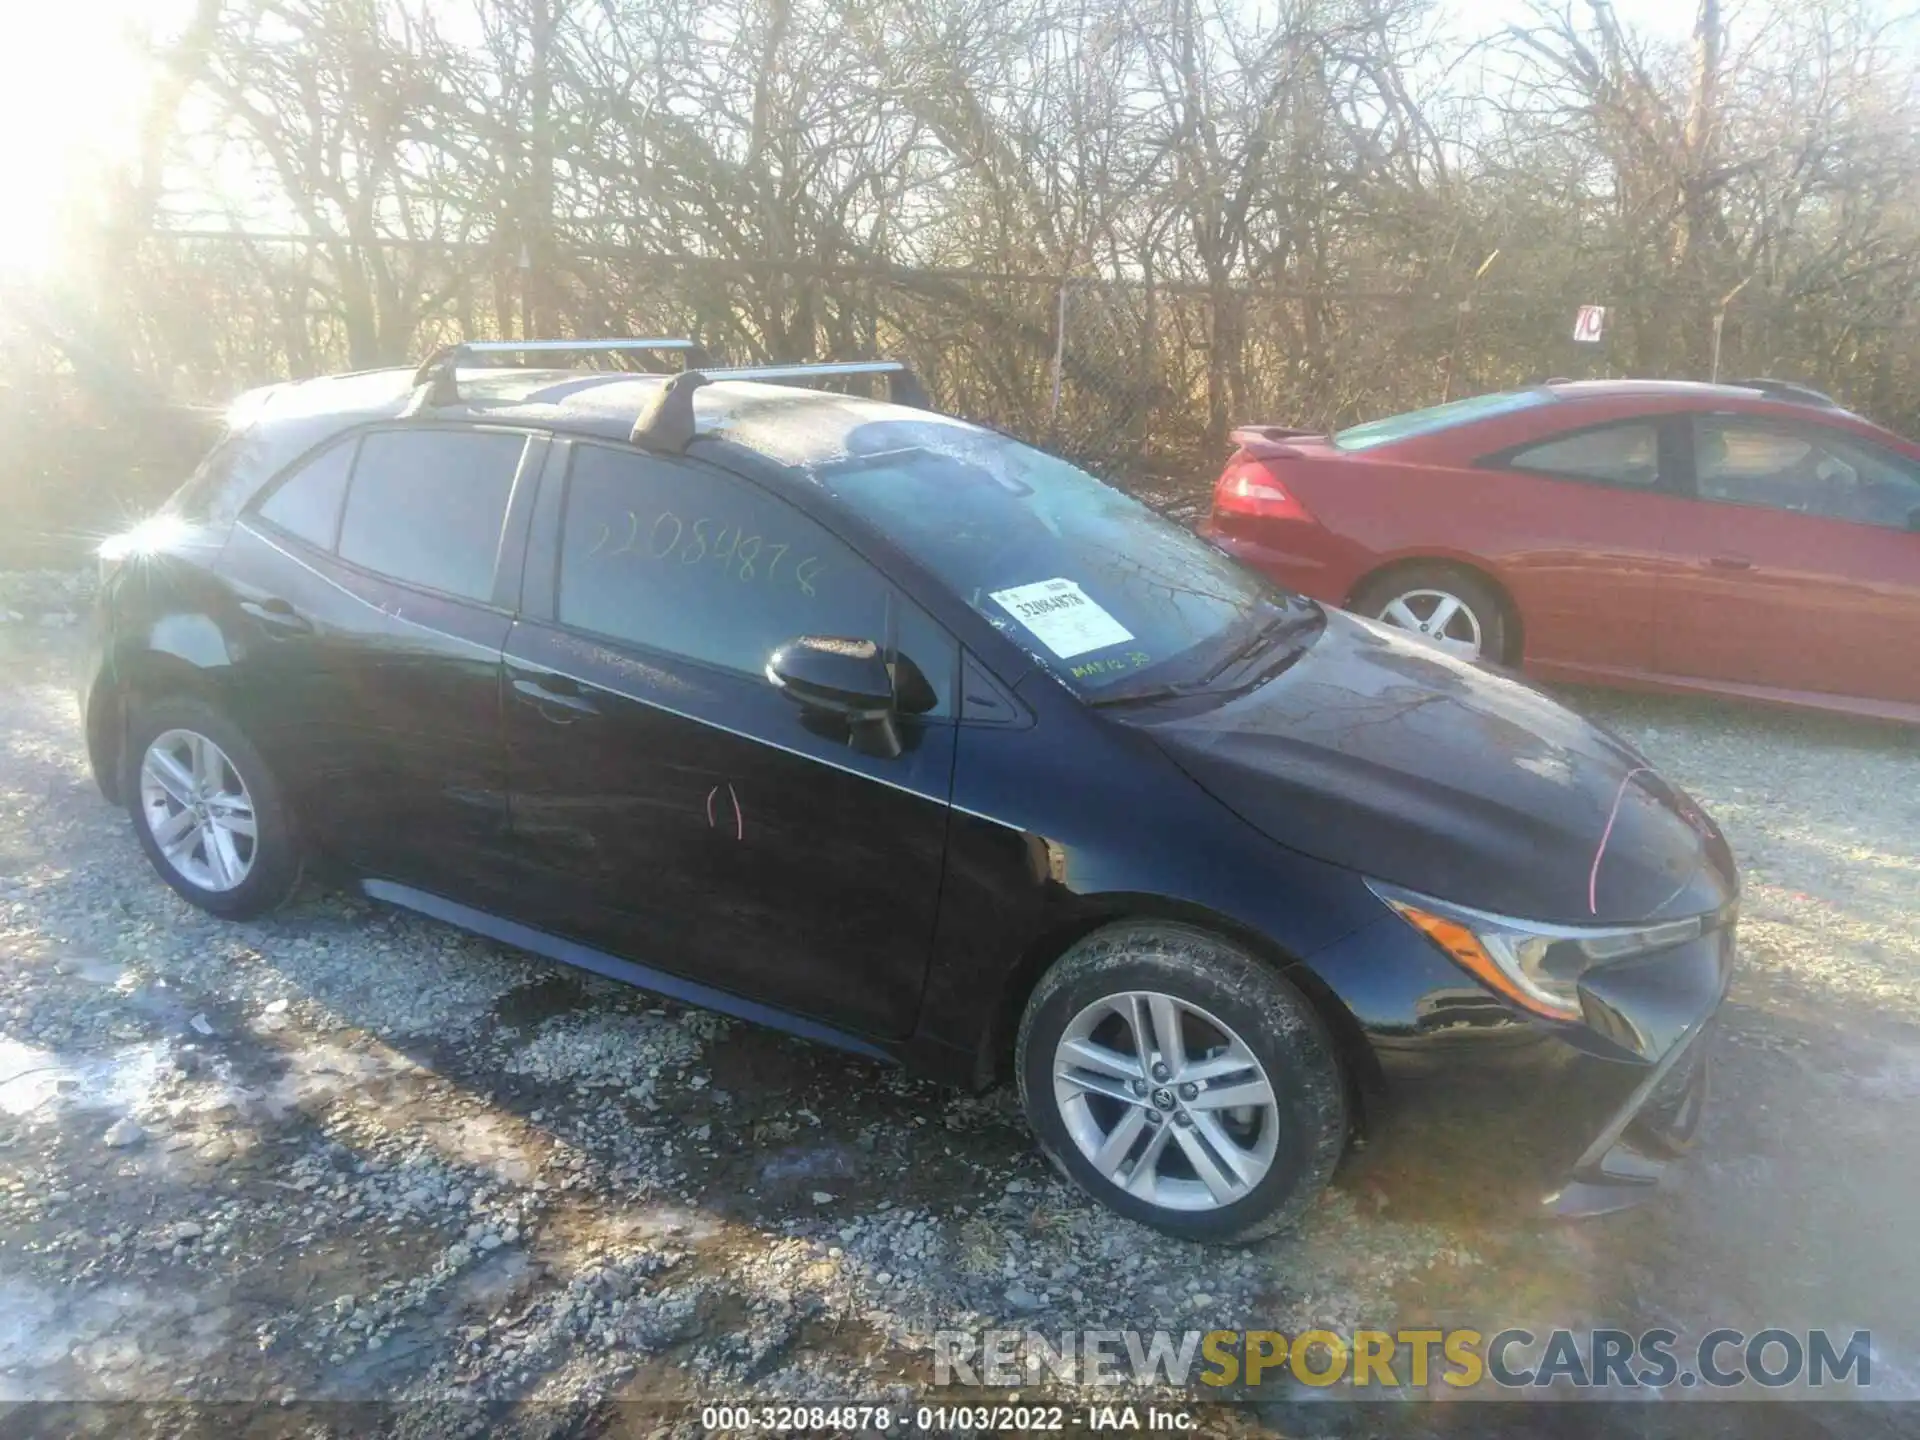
[1694,417,1920,530]
[1505,422,1661,488]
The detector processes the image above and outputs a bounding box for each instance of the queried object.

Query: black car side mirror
[767,636,902,758]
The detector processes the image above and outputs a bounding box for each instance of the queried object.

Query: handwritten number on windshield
[595,509,822,596]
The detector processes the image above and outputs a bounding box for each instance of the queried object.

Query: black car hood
[1134,610,1737,925]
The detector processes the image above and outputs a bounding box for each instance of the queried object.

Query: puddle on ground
[263,1037,425,1118]
[0,1037,170,1120]
[758,1141,864,1186]
[1849,1045,1920,1101]
[54,955,128,987]
[0,1271,234,1401]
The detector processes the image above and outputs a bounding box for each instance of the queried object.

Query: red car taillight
[1212,457,1316,523]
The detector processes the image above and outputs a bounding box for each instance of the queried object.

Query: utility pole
[524,0,556,339]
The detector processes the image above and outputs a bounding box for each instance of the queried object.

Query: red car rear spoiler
[1229,425,1321,458]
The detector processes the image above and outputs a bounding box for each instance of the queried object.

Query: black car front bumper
[1307,909,1733,1217]
[1546,1013,1713,1216]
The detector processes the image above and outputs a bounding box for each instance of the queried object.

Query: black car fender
[97,609,242,792]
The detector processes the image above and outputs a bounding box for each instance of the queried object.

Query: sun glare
[0,4,154,278]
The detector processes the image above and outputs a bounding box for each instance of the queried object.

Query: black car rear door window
[252,438,357,549]
[557,442,953,712]
[337,428,528,601]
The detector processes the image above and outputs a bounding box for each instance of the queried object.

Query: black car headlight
[1369,879,1731,1022]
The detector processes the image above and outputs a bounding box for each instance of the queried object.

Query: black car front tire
[124,696,303,920]
[1016,921,1348,1244]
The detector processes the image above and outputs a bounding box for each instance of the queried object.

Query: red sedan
[1200,379,1920,724]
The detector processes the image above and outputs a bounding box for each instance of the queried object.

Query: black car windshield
[781,416,1315,697]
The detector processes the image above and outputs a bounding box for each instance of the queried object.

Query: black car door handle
[512,675,598,716]
[1705,555,1754,571]
[240,597,313,634]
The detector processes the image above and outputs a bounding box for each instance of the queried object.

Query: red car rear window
[1333,389,1555,452]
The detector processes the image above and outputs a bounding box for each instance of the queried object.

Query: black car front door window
[557,442,953,712]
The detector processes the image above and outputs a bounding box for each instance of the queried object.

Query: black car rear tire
[1016,921,1348,1244]
[124,696,303,920]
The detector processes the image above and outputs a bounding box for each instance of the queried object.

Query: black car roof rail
[631,360,931,452]
[1727,377,1839,408]
[408,338,712,409]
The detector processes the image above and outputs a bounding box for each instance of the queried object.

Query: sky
[0,0,197,276]
[0,0,1702,280]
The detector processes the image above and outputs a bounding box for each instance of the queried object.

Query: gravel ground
[0,593,1916,1434]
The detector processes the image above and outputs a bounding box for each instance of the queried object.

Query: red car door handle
[1706,555,1753,570]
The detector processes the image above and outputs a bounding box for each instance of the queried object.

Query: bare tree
[25,0,1917,495]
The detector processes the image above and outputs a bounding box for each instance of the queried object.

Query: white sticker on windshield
[989,578,1134,659]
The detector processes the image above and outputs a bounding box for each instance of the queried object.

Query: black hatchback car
[83,341,1736,1242]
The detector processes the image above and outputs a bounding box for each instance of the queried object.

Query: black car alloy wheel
[125,696,303,920]
[1017,921,1347,1244]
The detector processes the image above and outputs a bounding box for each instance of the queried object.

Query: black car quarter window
[1505,422,1661,487]
[1694,417,1920,529]
[253,438,357,549]
[337,428,528,601]
[558,444,951,708]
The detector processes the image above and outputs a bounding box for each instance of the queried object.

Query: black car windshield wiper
[1189,605,1315,688]
[1086,605,1318,709]
[1084,683,1200,708]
